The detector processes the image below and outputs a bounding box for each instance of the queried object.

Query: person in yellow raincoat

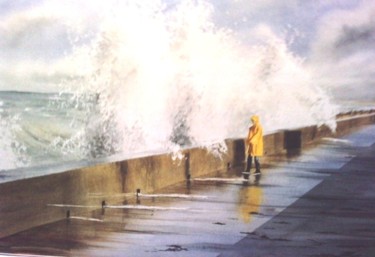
[245,115,264,174]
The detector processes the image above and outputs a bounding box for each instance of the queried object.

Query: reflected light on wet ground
[1,125,375,257]
[238,179,263,223]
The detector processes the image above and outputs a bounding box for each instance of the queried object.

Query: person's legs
[245,155,253,173]
[254,157,261,173]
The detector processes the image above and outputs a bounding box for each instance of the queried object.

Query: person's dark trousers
[245,155,260,173]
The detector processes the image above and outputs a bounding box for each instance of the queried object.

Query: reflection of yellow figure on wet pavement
[238,184,263,223]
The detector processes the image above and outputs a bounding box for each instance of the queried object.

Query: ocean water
[0,91,92,170]
[0,89,345,172]
[2,91,372,172]
[1,1,373,172]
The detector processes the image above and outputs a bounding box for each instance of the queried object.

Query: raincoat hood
[251,115,260,124]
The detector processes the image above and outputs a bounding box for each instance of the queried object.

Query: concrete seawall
[1,111,375,238]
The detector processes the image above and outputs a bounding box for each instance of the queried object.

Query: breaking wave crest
[58,1,338,157]
[0,0,339,170]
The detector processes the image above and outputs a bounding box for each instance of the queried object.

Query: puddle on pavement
[1,127,370,257]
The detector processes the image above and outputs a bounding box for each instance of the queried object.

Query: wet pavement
[0,125,375,257]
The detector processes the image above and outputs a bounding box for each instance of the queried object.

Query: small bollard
[227,162,231,170]
[186,174,191,188]
[186,174,191,185]
[66,210,70,219]
[136,189,141,204]
[102,200,106,209]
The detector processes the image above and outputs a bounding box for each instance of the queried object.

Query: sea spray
[59,0,338,158]
[0,110,29,169]
[0,0,339,170]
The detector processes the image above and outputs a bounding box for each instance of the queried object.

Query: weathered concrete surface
[219,129,375,257]
[0,112,374,239]
[0,163,123,238]
[0,125,374,257]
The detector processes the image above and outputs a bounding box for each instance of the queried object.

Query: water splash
[0,115,29,169]
[0,0,339,170]
[57,0,338,160]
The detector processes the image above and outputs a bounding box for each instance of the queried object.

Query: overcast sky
[0,0,374,101]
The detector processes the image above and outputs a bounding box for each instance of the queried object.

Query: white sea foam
[193,177,247,184]
[321,137,352,145]
[105,205,189,211]
[0,253,63,257]
[0,1,342,171]
[70,216,103,222]
[47,204,99,208]
[58,0,338,161]
[137,193,210,200]
[0,111,29,170]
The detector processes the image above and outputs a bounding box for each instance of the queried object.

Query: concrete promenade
[0,125,374,256]
[219,125,375,257]
[1,112,374,239]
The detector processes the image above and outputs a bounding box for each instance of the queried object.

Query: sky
[0,0,374,101]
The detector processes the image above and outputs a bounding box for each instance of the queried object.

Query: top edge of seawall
[1,111,374,184]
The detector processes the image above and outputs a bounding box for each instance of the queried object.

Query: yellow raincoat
[246,115,264,156]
